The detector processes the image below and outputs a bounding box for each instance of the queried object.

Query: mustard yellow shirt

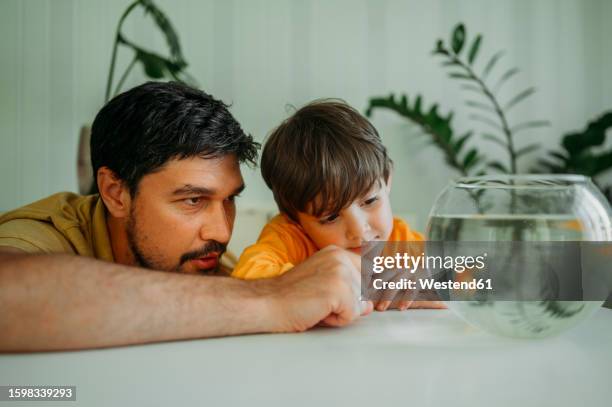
[232,215,424,280]
[0,192,114,261]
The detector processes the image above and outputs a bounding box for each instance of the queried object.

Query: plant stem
[449,55,518,174]
[113,55,138,97]
[104,0,141,103]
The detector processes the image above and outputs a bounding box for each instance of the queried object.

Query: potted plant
[366,23,612,203]
[78,0,196,194]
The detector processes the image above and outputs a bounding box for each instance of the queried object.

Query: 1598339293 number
[0,386,76,401]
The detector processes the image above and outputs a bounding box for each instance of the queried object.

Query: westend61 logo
[371,252,488,274]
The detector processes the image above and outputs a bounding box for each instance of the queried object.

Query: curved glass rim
[451,174,590,190]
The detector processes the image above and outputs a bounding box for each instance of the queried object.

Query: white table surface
[1,308,611,407]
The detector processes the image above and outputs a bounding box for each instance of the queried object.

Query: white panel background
[1,0,611,244]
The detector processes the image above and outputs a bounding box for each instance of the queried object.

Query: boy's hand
[363,240,447,311]
[367,265,447,311]
[374,299,447,311]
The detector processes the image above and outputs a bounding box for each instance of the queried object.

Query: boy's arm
[232,222,306,280]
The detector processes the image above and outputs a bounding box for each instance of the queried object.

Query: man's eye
[183,197,202,206]
[319,213,339,225]
[363,196,379,206]
[227,194,241,203]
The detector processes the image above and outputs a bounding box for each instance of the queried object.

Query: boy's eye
[363,196,379,206]
[319,213,339,225]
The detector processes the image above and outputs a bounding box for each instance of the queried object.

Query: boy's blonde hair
[261,99,392,221]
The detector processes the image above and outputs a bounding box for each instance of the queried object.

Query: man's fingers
[323,299,366,327]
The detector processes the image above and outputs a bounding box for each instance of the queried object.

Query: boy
[232,100,437,310]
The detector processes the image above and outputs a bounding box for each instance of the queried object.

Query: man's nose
[345,208,369,242]
[200,203,232,244]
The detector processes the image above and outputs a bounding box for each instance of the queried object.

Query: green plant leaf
[537,158,565,173]
[493,67,519,93]
[468,34,482,65]
[451,23,466,55]
[549,152,568,162]
[136,49,166,78]
[433,39,447,55]
[563,132,599,153]
[399,94,408,110]
[487,160,509,173]
[107,0,197,93]
[463,148,479,169]
[469,114,503,131]
[165,60,194,83]
[562,112,612,152]
[109,0,196,95]
[117,32,129,46]
[604,186,612,203]
[442,60,461,67]
[427,103,439,117]
[139,0,186,66]
[516,143,540,157]
[414,95,422,114]
[465,100,496,113]
[592,151,612,174]
[448,72,473,80]
[504,87,536,111]
[366,93,478,176]
[460,83,483,94]
[533,111,612,180]
[482,133,507,148]
[454,131,473,152]
[482,50,505,80]
[510,120,550,133]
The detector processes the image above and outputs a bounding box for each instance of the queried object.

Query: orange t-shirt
[232,215,423,280]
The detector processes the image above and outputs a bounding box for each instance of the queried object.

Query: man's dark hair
[261,99,392,221]
[90,81,259,195]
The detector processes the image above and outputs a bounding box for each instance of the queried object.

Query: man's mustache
[179,241,227,265]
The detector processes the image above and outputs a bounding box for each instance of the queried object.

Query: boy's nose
[345,209,370,243]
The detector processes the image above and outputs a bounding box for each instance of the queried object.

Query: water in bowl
[427,214,603,338]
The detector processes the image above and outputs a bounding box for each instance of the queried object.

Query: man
[0,82,372,352]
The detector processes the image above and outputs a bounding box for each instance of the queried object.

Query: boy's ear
[97,167,132,218]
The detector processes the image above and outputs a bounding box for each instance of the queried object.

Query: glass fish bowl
[426,175,612,338]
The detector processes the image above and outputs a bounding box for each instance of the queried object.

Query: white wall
[1,0,611,240]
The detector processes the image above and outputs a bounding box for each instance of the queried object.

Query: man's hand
[259,246,373,333]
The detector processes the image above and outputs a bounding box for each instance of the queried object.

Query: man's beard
[126,209,226,273]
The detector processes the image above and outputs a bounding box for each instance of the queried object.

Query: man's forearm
[0,252,274,352]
